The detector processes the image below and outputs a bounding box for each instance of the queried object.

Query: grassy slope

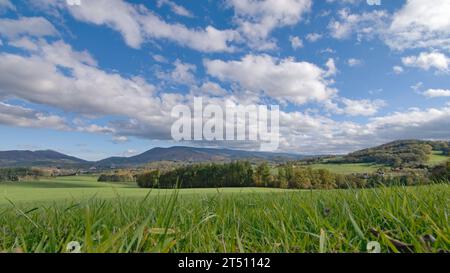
[308,150,448,174]
[427,151,449,166]
[308,163,384,175]
[0,176,285,206]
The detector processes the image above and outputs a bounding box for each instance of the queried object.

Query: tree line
[135,161,449,190]
[0,168,44,181]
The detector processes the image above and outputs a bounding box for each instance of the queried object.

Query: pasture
[428,151,449,166]
[308,163,384,175]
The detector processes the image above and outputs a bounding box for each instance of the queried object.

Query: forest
[135,160,450,190]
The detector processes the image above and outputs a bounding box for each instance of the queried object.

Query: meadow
[308,163,384,175]
[0,176,449,253]
[428,151,450,166]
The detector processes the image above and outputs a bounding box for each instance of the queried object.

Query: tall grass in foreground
[0,184,449,253]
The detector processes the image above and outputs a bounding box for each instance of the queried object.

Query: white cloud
[402,52,450,72]
[278,105,450,154]
[289,35,303,49]
[306,33,322,42]
[157,0,193,18]
[8,37,39,51]
[386,0,450,52]
[393,65,404,74]
[328,9,388,40]
[347,58,363,67]
[158,59,197,86]
[0,0,15,11]
[328,1,450,53]
[38,0,238,52]
[324,97,385,116]
[122,149,138,157]
[112,136,129,144]
[193,81,228,97]
[0,39,180,140]
[0,102,69,130]
[423,89,450,98]
[339,98,385,116]
[0,17,58,39]
[228,0,311,48]
[205,54,337,105]
[153,54,168,63]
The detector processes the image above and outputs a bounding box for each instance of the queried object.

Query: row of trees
[98,173,135,182]
[0,168,44,181]
[135,161,438,190]
[431,161,450,181]
[137,161,254,188]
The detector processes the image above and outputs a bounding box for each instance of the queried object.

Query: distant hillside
[336,140,449,167]
[2,141,447,169]
[0,150,89,168]
[95,146,305,167]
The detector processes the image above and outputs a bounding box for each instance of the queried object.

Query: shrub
[0,168,44,182]
[431,161,450,181]
[98,174,135,182]
[136,170,160,188]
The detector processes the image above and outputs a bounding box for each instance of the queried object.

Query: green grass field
[309,163,384,175]
[0,176,449,253]
[0,176,282,206]
[428,151,449,166]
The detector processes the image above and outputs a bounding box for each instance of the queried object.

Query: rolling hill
[1,141,447,168]
[95,146,306,167]
[0,150,89,167]
[0,146,306,168]
[335,140,449,167]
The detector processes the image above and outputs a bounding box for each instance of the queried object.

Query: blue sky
[0,0,449,160]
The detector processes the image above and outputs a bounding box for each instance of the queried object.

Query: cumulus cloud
[347,58,363,67]
[328,1,450,53]
[157,59,197,86]
[328,9,388,40]
[393,66,404,74]
[37,0,238,52]
[324,98,385,116]
[228,0,311,49]
[0,102,69,130]
[289,36,303,49]
[0,38,181,140]
[0,17,58,39]
[204,54,337,105]
[402,52,450,72]
[339,98,385,116]
[385,0,450,52]
[278,105,450,154]
[422,89,450,98]
[157,0,193,18]
[306,33,322,42]
[0,0,15,11]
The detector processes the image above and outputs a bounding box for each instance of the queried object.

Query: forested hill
[336,140,450,167]
[0,150,89,167]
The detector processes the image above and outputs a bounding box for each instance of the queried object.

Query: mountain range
[0,146,306,168]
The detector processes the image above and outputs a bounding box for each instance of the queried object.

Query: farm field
[0,176,283,206]
[308,163,384,175]
[0,176,449,253]
[428,151,449,167]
